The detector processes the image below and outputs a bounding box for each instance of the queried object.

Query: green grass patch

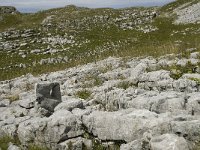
[161,62,198,80]
[28,144,50,150]
[117,81,135,90]
[0,136,20,150]
[83,75,104,88]
[76,89,92,100]
[189,78,200,85]
[83,132,121,150]
[6,94,20,102]
[0,136,49,150]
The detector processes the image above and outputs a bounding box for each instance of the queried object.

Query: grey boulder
[17,117,48,145]
[17,110,84,149]
[46,110,84,146]
[82,109,170,142]
[120,140,142,150]
[150,134,189,150]
[171,120,200,142]
[7,142,21,150]
[54,98,84,111]
[58,137,92,150]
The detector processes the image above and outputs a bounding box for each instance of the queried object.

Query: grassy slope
[161,0,199,12]
[0,2,200,80]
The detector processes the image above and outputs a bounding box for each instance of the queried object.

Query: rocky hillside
[0,1,200,81]
[0,6,19,14]
[0,5,159,80]
[164,0,200,24]
[1,0,200,150]
[174,1,200,24]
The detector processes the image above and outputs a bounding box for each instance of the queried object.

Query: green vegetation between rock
[0,136,20,150]
[0,136,49,150]
[76,89,92,100]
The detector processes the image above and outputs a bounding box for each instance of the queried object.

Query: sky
[0,0,175,13]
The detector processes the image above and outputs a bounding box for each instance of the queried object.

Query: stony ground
[173,1,200,24]
[1,48,200,149]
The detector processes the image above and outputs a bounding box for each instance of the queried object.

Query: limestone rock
[120,140,142,150]
[126,91,186,114]
[0,6,19,14]
[72,108,92,120]
[17,117,48,145]
[0,106,28,121]
[138,70,173,91]
[171,120,200,142]
[54,98,84,111]
[0,99,10,107]
[150,134,189,150]
[186,92,200,115]
[46,110,84,146]
[17,110,83,149]
[182,73,200,80]
[173,79,197,92]
[18,99,34,109]
[58,137,92,150]
[190,52,199,59]
[82,109,170,142]
[0,116,31,138]
[174,2,200,24]
[7,142,21,150]
[130,62,147,82]
[2,49,200,149]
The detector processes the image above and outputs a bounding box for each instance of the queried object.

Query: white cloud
[0,0,175,12]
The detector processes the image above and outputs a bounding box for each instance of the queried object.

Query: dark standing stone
[36,82,61,116]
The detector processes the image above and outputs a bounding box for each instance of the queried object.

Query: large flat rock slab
[82,109,171,142]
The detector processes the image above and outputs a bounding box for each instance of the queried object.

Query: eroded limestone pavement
[1,49,200,150]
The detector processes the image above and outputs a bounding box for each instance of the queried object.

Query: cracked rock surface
[1,50,200,149]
